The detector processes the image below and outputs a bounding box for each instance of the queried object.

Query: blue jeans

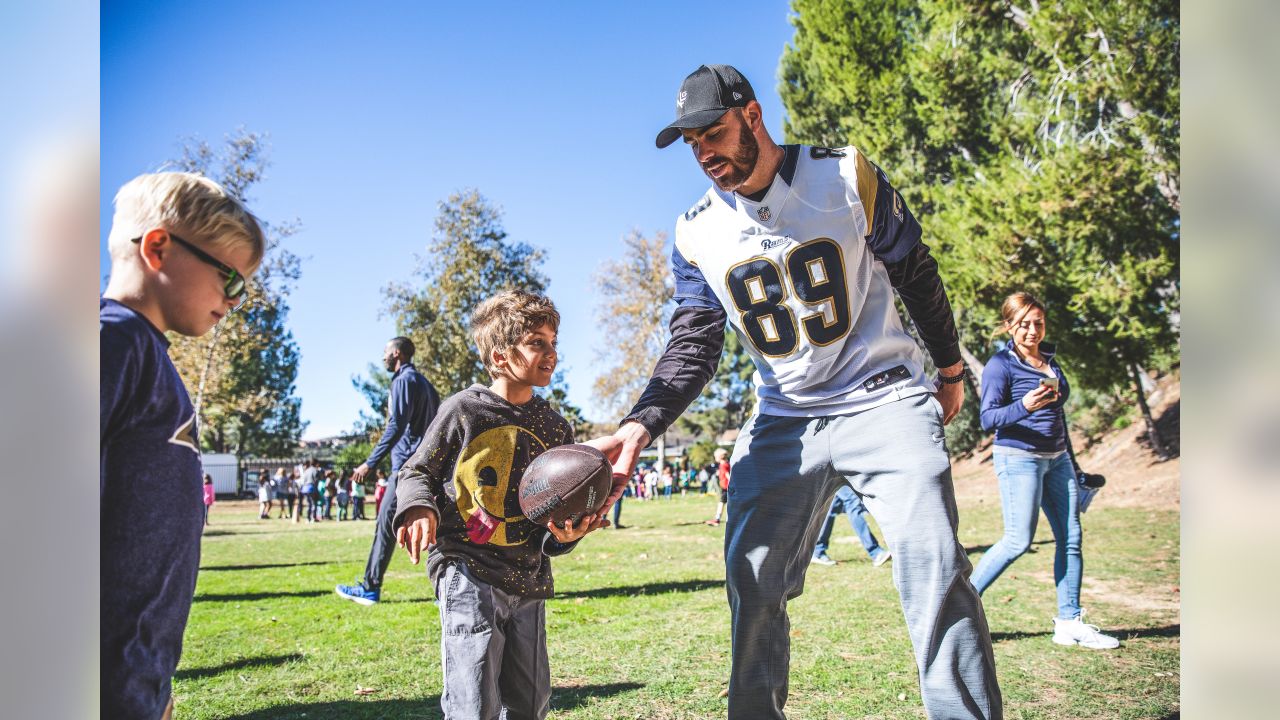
[971,451,1082,619]
[812,484,885,560]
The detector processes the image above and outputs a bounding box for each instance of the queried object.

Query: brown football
[518,444,613,527]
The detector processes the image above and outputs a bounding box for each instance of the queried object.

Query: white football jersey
[672,145,932,417]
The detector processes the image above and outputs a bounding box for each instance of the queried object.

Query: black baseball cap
[655,64,756,149]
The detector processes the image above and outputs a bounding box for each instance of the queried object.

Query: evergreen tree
[781,0,1179,453]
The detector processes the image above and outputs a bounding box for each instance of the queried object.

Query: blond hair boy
[101,172,263,720]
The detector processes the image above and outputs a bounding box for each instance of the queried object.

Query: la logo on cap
[677,90,687,109]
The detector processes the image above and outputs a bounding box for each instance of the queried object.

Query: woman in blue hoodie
[972,292,1119,650]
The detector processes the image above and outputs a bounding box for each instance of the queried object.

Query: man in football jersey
[590,65,1002,719]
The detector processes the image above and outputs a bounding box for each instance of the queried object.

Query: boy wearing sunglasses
[101,171,264,720]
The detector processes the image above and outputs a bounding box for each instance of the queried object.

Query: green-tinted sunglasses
[132,233,248,308]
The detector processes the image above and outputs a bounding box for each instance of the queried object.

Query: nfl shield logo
[757,206,771,222]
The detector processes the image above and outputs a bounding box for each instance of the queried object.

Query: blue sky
[102,2,796,438]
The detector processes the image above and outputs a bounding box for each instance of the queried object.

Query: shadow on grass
[551,681,645,710]
[194,590,330,603]
[176,653,305,681]
[201,561,338,572]
[991,624,1180,643]
[556,578,723,600]
[964,538,1053,556]
[223,682,644,719]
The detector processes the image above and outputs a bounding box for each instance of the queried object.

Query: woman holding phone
[972,291,1119,649]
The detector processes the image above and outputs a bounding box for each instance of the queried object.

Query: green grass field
[178,494,1179,719]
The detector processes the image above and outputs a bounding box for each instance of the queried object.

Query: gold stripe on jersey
[854,149,878,239]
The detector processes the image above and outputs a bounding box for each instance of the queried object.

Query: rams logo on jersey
[452,425,545,546]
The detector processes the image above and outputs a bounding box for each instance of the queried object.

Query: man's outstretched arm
[587,301,727,513]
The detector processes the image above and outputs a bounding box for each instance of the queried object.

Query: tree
[166,128,307,457]
[590,230,674,420]
[383,189,548,396]
[780,0,1179,454]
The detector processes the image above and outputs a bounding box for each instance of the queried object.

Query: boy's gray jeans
[435,562,550,720]
[725,393,1003,719]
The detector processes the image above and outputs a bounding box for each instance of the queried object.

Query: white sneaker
[1053,611,1120,649]
[811,553,836,566]
[872,551,892,567]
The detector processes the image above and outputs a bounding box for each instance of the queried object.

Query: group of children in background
[253,463,383,522]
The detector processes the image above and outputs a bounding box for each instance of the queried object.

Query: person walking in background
[202,474,215,526]
[972,291,1119,650]
[811,483,890,567]
[336,336,442,605]
[705,448,730,526]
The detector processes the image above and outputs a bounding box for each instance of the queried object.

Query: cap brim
[655,108,731,148]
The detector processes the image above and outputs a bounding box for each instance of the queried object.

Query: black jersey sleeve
[883,242,962,369]
[619,244,727,441]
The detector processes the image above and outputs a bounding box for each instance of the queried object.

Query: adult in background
[336,336,441,605]
[590,64,1001,718]
[299,461,319,523]
[810,483,890,567]
[275,467,292,519]
[972,291,1119,649]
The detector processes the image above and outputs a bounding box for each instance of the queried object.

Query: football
[518,444,613,527]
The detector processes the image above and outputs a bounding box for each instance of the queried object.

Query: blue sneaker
[335,582,380,606]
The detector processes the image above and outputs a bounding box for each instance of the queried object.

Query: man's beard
[706,122,760,192]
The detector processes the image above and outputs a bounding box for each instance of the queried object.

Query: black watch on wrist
[937,368,967,385]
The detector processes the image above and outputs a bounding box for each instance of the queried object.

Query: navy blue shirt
[366,362,440,473]
[100,299,204,720]
[979,340,1070,453]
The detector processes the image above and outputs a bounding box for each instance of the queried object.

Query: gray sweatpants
[434,562,550,720]
[725,393,1002,719]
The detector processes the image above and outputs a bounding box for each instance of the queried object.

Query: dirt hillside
[952,371,1181,512]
